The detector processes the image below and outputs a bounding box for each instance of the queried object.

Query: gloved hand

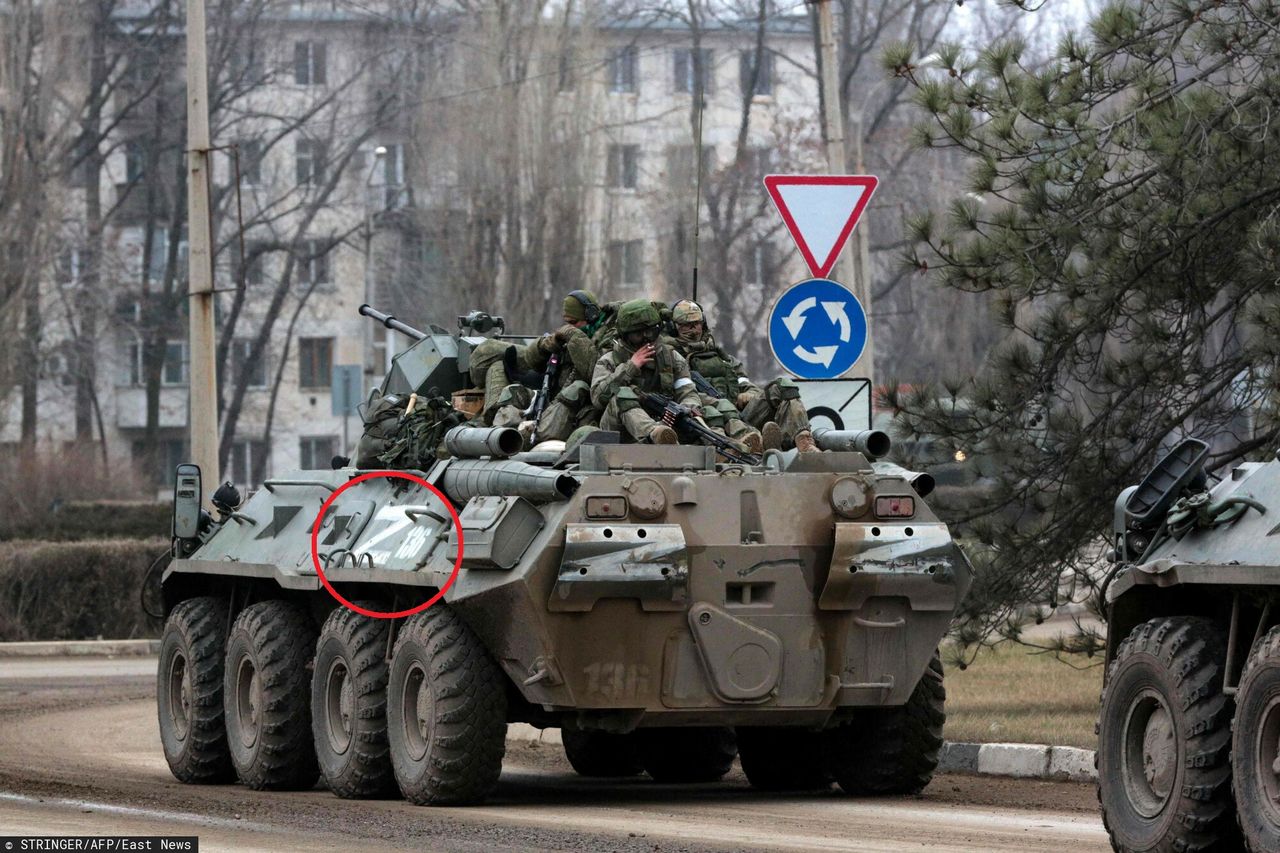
[537,333,558,355]
[554,324,578,345]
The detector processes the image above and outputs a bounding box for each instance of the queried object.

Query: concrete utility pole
[186,0,220,503]
[811,0,874,383]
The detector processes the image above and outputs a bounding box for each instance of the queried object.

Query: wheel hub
[325,659,354,755]
[235,656,261,749]
[166,651,191,741]
[1122,689,1176,818]
[1255,695,1280,822]
[400,662,431,761]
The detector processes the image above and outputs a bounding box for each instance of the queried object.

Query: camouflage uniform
[670,299,813,451]
[468,338,534,428]
[527,291,603,441]
[591,301,702,443]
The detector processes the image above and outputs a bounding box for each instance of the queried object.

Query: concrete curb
[939,741,1096,783]
[0,639,161,657]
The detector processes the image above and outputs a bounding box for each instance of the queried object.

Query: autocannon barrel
[872,461,936,498]
[443,426,522,459]
[441,459,578,503]
[812,428,892,459]
[358,304,427,342]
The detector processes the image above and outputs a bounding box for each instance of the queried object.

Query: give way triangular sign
[763,174,879,279]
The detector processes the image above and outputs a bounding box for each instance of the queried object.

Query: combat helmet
[616,299,661,334]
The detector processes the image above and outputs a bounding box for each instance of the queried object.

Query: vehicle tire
[737,727,831,791]
[826,652,945,796]
[637,727,737,783]
[386,606,507,805]
[311,605,395,799]
[1232,624,1280,852]
[157,596,234,784]
[224,600,320,790]
[1097,616,1235,852]
[561,729,644,777]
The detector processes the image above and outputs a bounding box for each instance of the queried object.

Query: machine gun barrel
[359,304,427,342]
[441,459,578,503]
[443,426,522,459]
[871,461,936,498]
[812,427,892,459]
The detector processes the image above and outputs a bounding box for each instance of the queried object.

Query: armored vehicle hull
[156,310,971,805]
[1099,441,1280,852]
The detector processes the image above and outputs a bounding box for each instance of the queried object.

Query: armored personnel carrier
[156,305,972,806]
[1098,438,1280,852]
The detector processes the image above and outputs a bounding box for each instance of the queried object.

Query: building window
[607,144,639,190]
[298,336,333,389]
[124,339,187,386]
[299,435,338,470]
[236,139,262,186]
[296,139,326,187]
[607,46,637,94]
[296,239,331,287]
[231,338,267,388]
[607,240,643,293]
[133,437,188,485]
[125,140,147,183]
[56,248,83,285]
[557,51,576,92]
[741,146,773,182]
[739,49,774,97]
[377,143,407,209]
[229,439,267,489]
[294,41,327,85]
[674,48,714,95]
[667,144,716,189]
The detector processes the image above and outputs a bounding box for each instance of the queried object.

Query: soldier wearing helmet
[468,290,604,438]
[591,299,702,445]
[666,300,771,453]
[669,298,817,453]
[523,289,605,441]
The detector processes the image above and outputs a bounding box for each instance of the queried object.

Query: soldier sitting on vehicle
[522,290,605,443]
[669,299,817,453]
[467,336,536,429]
[665,300,777,453]
[592,300,759,453]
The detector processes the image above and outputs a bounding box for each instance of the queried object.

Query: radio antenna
[691,87,706,304]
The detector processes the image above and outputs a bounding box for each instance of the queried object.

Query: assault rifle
[525,351,560,446]
[638,391,760,465]
[690,370,721,399]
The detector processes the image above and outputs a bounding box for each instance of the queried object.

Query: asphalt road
[0,656,1110,852]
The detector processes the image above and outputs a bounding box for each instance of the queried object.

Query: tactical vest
[678,336,737,398]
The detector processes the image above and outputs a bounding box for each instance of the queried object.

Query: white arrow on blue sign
[767,278,867,379]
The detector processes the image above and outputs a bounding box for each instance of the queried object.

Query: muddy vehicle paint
[156,305,972,805]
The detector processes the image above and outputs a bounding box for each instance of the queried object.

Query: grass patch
[943,642,1103,749]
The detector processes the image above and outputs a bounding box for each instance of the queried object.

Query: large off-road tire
[561,730,644,777]
[223,600,320,790]
[825,653,945,796]
[157,596,234,783]
[386,606,507,805]
[737,727,831,791]
[1232,625,1280,852]
[311,605,395,799]
[1097,617,1235,852]
[636,727,737,783]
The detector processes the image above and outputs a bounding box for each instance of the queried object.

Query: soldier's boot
[760,422,783,452]
[794,429,818,453]
[648,424,678,445]
[741,430,763,455]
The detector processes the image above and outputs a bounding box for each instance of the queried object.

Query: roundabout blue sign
[767,278,867,380]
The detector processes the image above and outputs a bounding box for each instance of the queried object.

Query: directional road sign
[768,278,867,380]
[763,174,878,278]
